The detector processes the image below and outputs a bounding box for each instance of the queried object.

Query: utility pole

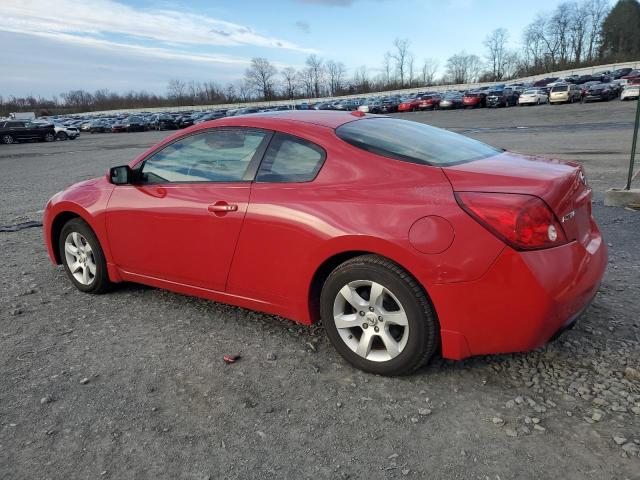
[626,97,640,190]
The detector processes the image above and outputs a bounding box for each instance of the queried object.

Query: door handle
[208,202,238,213]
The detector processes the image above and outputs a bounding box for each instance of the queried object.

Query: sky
[0,0,569,98]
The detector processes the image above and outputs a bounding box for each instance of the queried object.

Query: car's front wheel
[58,218,111,294]
[56,132,68,141]
[321,255,438,376]
[1,134,14,144]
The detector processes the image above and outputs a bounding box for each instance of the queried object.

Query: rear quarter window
[256,133,326,183]
[335,118,501,167]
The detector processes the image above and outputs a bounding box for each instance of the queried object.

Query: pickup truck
[0,120,56,144]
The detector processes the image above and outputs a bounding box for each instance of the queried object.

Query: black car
[122,116,145,132]
[379,97,400,113]
[88,120,110,133]
[611,68,633,79]
[485,88,519,107]
[150,114,178,130]
[583,83,616,102]
[175,115,195,129]
[0,120,56,144]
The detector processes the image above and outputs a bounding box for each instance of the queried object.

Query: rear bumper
[431,219,607,360]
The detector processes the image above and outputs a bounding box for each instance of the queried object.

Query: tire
[44,132,55,142]
[56,132,68,141]
[1,134,14,144]
[320,254,439,376]
[58,218,111,294]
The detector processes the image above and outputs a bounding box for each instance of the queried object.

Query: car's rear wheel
[44,132,55,142]
[58,218,111,294]
[2,134,14,144]
[56,132,68,141]
[320,255,438,376]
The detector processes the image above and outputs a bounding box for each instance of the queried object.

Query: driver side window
[140,128,267,184]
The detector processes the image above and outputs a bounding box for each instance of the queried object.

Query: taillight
[455,192,567,250]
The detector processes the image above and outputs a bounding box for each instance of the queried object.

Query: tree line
[1,0,638,116]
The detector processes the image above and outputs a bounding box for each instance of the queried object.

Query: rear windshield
[551,85,569,92]
[335,118,501,167]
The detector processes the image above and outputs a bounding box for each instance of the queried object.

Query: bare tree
[585,0,609,60]
[484,28,511,81]
[390,38,411,87]
[167,79,187,100]
[407,54,415,88]
[420,58,439,85]
[244,57,277,100]
[280,67,298,99]
[382,52,393,86]
[305,54,325,98]
[353,65,370,93]
[297,68,315,98]
[326,60,347,96]
[225,84,237,102]
[445,52,482,84]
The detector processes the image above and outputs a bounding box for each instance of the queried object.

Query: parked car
[620,84,640,101]
[486,88,518,108]
[438,93,463,109]
[533,77,559,87]
[379,97,400,113]
[610,68,633,79]
[462,92,486,108]
[334,99,360,111]
[43,111,606,376]
[111,120,128,133]
[0,120,56,144]
[549,84,582,104]
[418,94,441,110]
[54,124,80,140]
[88,120,111,133]
[518,89,548,105]
[358,99,383,114]
[583,83,616,102]
[150,114,178,130]
[194,112,226,124]
[621,70,640,80]
[398,97,423,112]
[122,116,145,132]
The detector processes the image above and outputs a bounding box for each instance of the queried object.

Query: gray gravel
[1,102,639,479]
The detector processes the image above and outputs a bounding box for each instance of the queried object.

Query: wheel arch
[50,211,83,264]
[307,249,438,329]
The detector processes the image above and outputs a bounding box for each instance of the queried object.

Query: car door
[7,121,28,140]
[106,127,271,291]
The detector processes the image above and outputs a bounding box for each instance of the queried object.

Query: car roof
[198,110,364,129]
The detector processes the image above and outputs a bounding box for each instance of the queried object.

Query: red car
[43,111,607,376]
[418,95,441,110]
[398,97,422,112]
[462,92,485,108]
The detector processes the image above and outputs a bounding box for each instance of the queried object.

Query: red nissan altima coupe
[43,111,606,375]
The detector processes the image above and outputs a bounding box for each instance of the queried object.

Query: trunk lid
[443,152,593,246]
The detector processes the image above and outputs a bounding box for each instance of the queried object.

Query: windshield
[523,90,538,95]
[335,118,501,167]
[551,85,569,92]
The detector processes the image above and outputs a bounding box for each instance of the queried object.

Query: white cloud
[0,0,314,52]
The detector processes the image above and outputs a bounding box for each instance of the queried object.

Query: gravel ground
[1,102,639,479]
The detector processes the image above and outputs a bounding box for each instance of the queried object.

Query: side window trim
[133,127,274,184]
[254,132,327,184]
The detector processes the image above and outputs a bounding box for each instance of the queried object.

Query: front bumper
[430,219,607,360]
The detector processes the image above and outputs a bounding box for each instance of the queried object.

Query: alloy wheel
[2,135,14,144]
[64,232,97,286]
[332,280,409,362]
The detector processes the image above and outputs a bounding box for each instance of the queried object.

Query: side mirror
[109,165,133,185]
